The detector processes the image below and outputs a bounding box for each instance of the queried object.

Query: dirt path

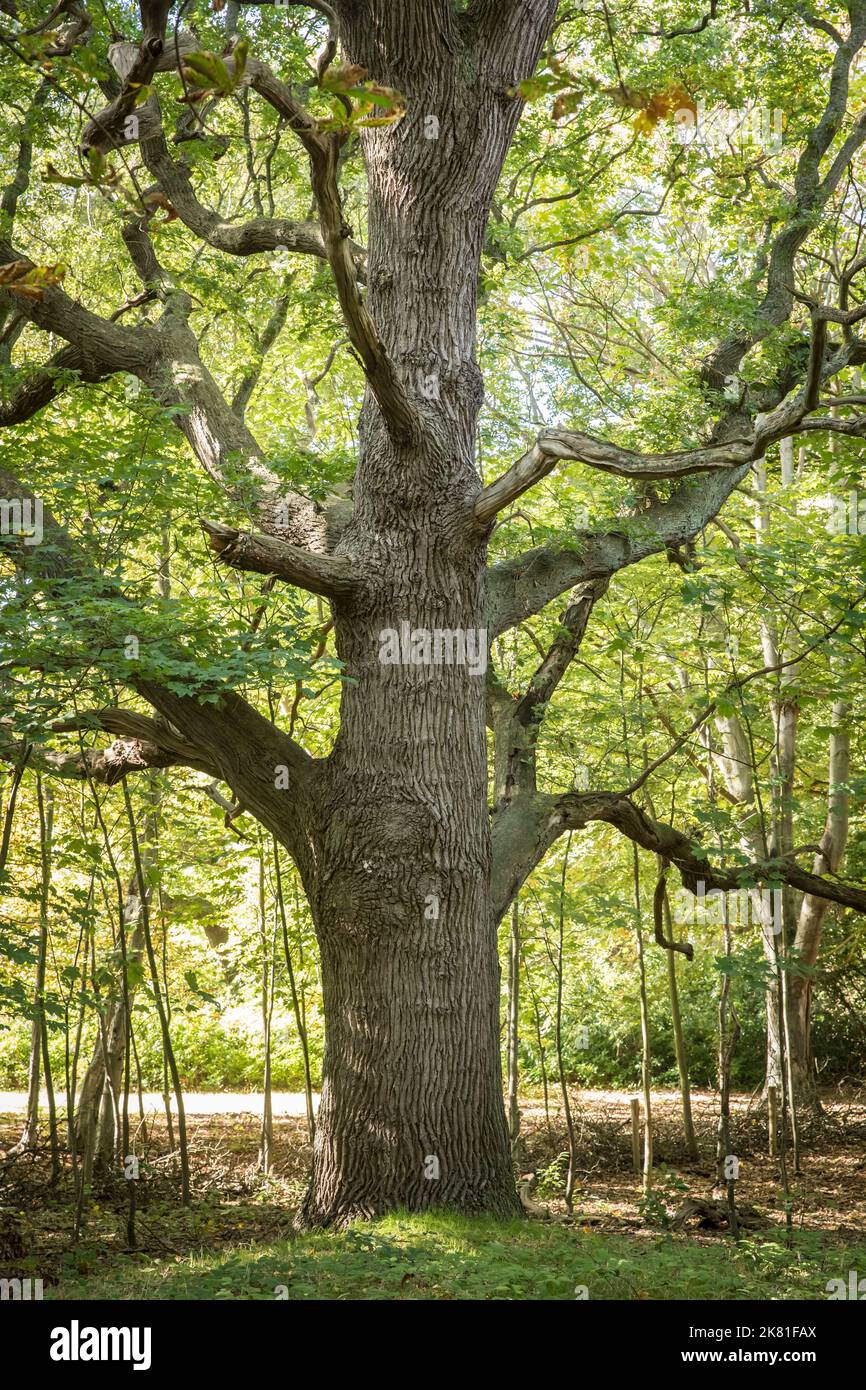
[0,1089,317,1117]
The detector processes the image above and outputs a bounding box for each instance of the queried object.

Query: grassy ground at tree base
[4,1092,864,1301]
[43,1212,866,1301]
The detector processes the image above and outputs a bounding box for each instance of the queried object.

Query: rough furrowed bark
[298,422,517,1227]
[291,9,555,1226]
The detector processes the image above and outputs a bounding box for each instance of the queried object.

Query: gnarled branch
[202,518,360,597]
[475,429,753,527]
[491,787,866,926]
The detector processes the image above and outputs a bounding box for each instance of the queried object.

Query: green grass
[48,1212,866,1301]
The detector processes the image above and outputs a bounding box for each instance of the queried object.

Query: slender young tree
[663,886,698,1162]
[16,776,55,1154]
[505,895,521,1156]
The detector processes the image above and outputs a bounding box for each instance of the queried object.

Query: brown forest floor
[520,1086,866,1239]
[1,1086,864,1289]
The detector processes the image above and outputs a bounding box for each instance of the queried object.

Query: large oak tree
[3,0,866,1224]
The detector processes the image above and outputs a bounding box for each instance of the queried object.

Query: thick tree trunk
[301,459,516,1224]
[294,9,554,1226]
[304,895,515,1225]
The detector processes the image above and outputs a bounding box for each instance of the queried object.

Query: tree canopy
[1,0,865,1233]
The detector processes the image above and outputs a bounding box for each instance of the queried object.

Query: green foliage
[1,0,865,1138]
[637,1166,690,1230]
[49,1210,866,1302]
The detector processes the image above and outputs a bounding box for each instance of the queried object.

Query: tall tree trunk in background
[506,896,521,1155]
[753,460,801,1101]
[0,747,29,880]
[788,702,850,1106]
[122,781,190,1203]
[751,455,848,1106]
[715,919,740,1237]
[275,848,316,1143]
[77,525,173,1175]
[707,667,782,1090]
[75,885,145,1174]
[733,453,841,1113]
[555,835,578,1211]
[19,777,54,1151]
[259,846,275,1174]
[524,955,552,1134]
[699,454,801,1105]
[39,781,59,1173]
[664,887,698,1161]
[632,844,653,1190]
[297,8,555,1226]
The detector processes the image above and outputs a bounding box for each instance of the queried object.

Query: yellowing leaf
[321,63,368,93]
[0,260,66,298]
